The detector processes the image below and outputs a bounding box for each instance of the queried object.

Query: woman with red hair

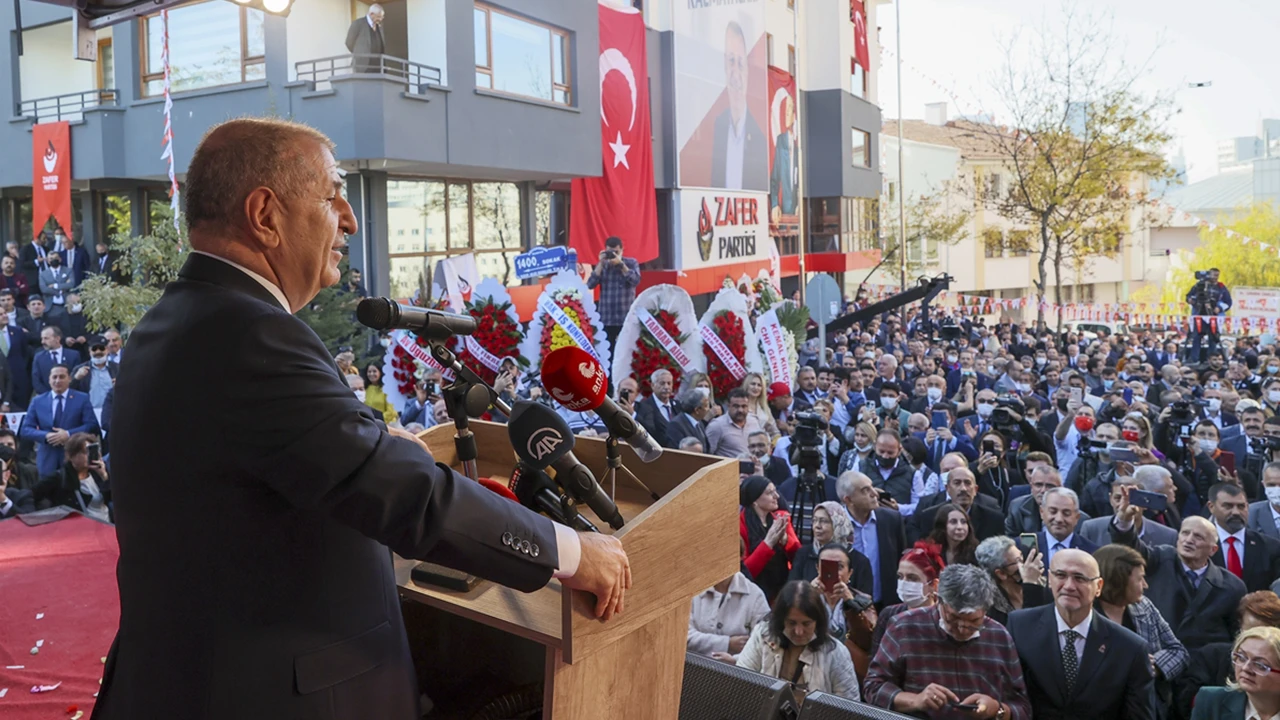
[869,541,945,658]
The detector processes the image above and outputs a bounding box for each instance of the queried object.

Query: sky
[876,0,1280,183]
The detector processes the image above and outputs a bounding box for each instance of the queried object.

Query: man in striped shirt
[864,564,1031,720]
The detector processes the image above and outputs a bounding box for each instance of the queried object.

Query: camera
[990,396,1025,431]
[790,412,829,474]
[1250,435,1280,455]
[1195,270,1213,281]
[939,319,962,341]
[1167,399,1205,426]
[1076,437,1109,458]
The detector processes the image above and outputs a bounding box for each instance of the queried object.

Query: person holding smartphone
[584,236,640,358]
[33,432,110,523]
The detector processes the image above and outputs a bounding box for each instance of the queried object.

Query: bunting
[159,9,180,234]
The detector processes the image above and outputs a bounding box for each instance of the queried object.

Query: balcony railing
[295,54,443,95]
[17,89,119,123]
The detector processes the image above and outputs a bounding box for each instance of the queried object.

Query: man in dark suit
[18,295,58,352]
[634,369,674,446]
[665,387,709,450]
[1017,487,1099,566]
[913,466,1005,543]
[92,240,126,284]
[344,3,386,73]
[31,326,81,397]
[1247,464,1280,539]
[710,21,767,192]
[19,232,51,291]
[1206,482,1280,593]
[1110,489,1246,649]
[1147,342,1178,372]
[0,310,31,407]
[0,444,34,518]
[837,469,905,608]
[18,365,99,481]
[92,118,630,720]
[56,230,89,289]
[1008,549,1155,720]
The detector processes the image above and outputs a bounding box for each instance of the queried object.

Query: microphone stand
[429,340,511,481]
[598,434,661,504]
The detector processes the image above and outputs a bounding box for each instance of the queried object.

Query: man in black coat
[93,118,631,720]
[665,387,709,450]
[634,369,674,446]
[19,232,50,291]
[913,467,1005,543]
[1008,549,1154,720]
[1205,481,1280,593]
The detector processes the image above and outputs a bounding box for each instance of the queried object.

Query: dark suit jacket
[857,456,914,505]
[1189,687,1247,720]
[71,359,119,396]
[93,254,561,720]
[710,110,768,192]
[19,241,47,290]
[344,17,385,56]
[1247,499,1280,539]
[18,313,56,351]
[58,245,89,288]
[0,486,34,518]
[634,395,671,449]
[1208,528,1280,594]
[1007,605,1154,720]
[18,388,99,477]
[31,347,81,396]
[1110,521,1246,649]
[665,412,707,450]
[92,251,126,284]
[913,492,1005,544]
[869,507,906,606]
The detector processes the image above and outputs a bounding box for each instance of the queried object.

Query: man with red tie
[1206,482,1280,593]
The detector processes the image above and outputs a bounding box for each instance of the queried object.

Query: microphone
[508,463,599,533]
[540,346,664,463]
[478,477,519,503]
[507,401,626,530]
[356,297,477,341]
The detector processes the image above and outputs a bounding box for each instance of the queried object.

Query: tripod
[429,340,510,480]
[596,434,661,504]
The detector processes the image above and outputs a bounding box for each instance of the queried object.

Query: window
[474,3,572,105]
[850,58,866,99]
[97,38,115,96]
[766,33,773,68]
[985,172,1004,201]
[1007,229,1031,257]
[851,129,870,168]
[140,1,264,97]
[983,228,1004,258]
[386,179,525,299]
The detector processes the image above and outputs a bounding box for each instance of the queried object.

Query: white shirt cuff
[0,497,11,516]
[552,522,581,579]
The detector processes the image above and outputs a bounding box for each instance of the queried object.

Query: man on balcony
[345,4,386,74]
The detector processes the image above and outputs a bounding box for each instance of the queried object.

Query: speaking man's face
[724,25,748,122]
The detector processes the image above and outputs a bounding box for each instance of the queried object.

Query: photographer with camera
[1185,268,1232,364]
[585,236,640,355]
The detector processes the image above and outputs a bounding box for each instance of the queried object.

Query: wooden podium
[396,420,738,719]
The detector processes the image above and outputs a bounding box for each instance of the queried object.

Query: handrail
[17,89,118,123]
[295,54,443,94]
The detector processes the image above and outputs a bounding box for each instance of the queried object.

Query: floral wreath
[382,292,451,412]
[454,277,527,386]
[698,287,764,399]
[518,269,611,377]
[611,284,703,396]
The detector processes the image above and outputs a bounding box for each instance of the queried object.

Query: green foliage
[80,206,186,332]
[774,301,811,351]
[296,258,377,358]
[1159,203,1280,305]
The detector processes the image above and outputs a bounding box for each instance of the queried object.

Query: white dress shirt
[193,252,584,579]
[1056,608,1091,658]
[1246,700,1280,720]
[1217,522,1247,567]
[723,115,746,189]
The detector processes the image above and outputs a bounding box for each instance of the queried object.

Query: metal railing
[295,54,443,94]
[17,89,118,123]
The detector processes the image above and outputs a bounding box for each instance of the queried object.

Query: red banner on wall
[767,67,799,236]
[850,0,870,72]
[32,121,72,241]
[569,3,658,264]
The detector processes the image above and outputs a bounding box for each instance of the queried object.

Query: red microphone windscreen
[540,346,607,412]
[478,476,519,503]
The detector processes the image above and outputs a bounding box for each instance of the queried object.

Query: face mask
[91,354,108,366]
[987,366,998,376]
[1266,486,1280,506]
[1016,383,1031,393]
[880,396,899,410]
[898,580,927,607]
[1207,398,1222,412]
[877,454,897,468]
[864,351,876,360]
[1121,429,1140,443]
[1103,380,1114,390]
[976,403,994,418]
[354,390,366,402]
[1198,439,1218,454]
[1036,357,1047,366]
[926,387,943,402]
[1075,416,1095,433]
[70,303,82,313]
[379,338,392,348]
[1269,366,1280,375]
[1271,390,1280,405]
[903,363,916,372]
[856,443,873,454]
[947,354,958,364]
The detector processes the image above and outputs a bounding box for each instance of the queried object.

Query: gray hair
[816,501,853,545]
[1134,464,1172,493]
[1041,487,1079,509]
[1029,464,1061,484]
[676,388,708,414]
[835,470,870,503]
[677,436,703,451]
[974,536,1016,574]
[936,564,997,613]
[650,368,673,384]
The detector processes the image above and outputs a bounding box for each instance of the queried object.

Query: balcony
[294,54,442,95]
[16,89,120,124]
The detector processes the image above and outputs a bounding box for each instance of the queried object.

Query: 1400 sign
[696,196,760,262]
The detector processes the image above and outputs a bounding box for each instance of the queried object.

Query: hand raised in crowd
[879,494,899,512]
[936,426,954,443]
[963,419,978,440]
[1020,546,1044,584]
[764,514,788,548]
[924,428,938,445]
[562,531,631,621]
[1219,466,1241,486]
[74,366,90,381]
[1133,446,1160,466]
[1114,485,1144,527]
[976,452,999,473]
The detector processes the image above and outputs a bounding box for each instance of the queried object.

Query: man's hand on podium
[563,532,632,620]
[388,425,430,453]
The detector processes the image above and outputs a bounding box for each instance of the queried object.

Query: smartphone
[819,558,840,593]
[949,703,981,713]
[1129,489,1168,512]
[931,410,949,430]
[1219,450,1236,476]
[620,387,633,402]
[1020,532,1038,552]
[876,489,894,503]
[983,439,997,455]
[87,443,101,464]
[739,460,755,474]
[1123,387,1134,404]
[1108,447,1141,464]
[1070,387,1084,404]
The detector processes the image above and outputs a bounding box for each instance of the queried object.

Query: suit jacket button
[530,543,539,558]
[502,532,513,547]
[521,539,531,554]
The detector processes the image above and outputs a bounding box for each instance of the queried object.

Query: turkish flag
[570,3,658,264]
[850,0,870,72]
[32,121,72,241]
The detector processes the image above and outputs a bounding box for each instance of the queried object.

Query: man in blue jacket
[19,364,99,481]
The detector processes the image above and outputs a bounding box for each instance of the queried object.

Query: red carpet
[0,515,119,718]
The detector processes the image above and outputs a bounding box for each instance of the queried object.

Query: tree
[296,258,377,361]
[1157,203,1280,306]
[979,6,1175,330]
[881,188,971,278]
[78,206,185,332]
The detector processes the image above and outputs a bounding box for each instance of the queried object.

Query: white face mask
[354,390,366,402]
[91,354,108,366]
[70,303,82,313]
[1207,398,1222,412]
[903,363,916,372]
[976,402,995,418]
[379,338,392,348]
[1267,486,1280,507]
[864,351,876,360]
[898,580,928,607]
[1270,390,1280,405]
[926,387,943,402]
[1035,357,1047,366]
[1016,383,1031,393]
[856,442,873,454]
[1198,438,1218,454]
[947,354,959,364]
[880,396,899,410]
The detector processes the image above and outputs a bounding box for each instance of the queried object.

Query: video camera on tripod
[788,411,829,545]
[1189,271,1224,316]
[990,395,1025,437]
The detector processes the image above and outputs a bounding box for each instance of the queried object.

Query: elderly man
[634,369,674,443]
[1110,487,1246,649]
[837,470,906,608]
[1007,549,1155,720]
[864,564,1032,720]
[344,3,385,72]
[1078,469,1178,548]
[1005,458,1075,536]
[914,466,1005,544]
[1019,487,1098,567]
[93,118,630,720]
[666,387,709,450]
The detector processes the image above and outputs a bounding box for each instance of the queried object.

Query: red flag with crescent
[569,3,658,264]
[32,121,72,241]
[851,0,870,72]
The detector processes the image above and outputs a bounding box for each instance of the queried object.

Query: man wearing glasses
[1007,549,1155,719]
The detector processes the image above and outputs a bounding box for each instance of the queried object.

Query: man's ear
[242,187,284,251]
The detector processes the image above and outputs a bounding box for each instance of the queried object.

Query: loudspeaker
[797,692,917,720]
[679,652,799,720]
